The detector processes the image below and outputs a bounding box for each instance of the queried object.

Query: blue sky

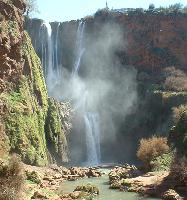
[34,0,187,22]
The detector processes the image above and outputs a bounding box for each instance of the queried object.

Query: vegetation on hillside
[25,0,39,16]
[94,3,187,18]
[0,155,24,200]
[137,136,170,171]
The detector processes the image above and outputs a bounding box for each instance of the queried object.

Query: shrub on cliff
[25,0,39,16]
[137,136,169,170]
[169,111,187,156]
[151,151,174,171]
[0,155,25,200]
[172,104,187,124]
[163,67,187,92]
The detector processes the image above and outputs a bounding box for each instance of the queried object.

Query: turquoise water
[60,173,160,200]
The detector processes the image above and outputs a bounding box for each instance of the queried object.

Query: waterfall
[44,22,55,94]
[71,21,85,77]
[72,21,101,166]
[84,113,101,165]
[55,23,60,78]
[39,22,61,96]
[28,19,102,166]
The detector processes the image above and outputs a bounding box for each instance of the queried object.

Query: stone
[31,191,49,199]
[162,189,183,200]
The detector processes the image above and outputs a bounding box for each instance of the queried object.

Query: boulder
[162,189,183,200]
[31,190,49,199]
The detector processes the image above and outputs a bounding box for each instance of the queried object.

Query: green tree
[149,3,155,12]
[25,0,39,16]
[169,3,183,13]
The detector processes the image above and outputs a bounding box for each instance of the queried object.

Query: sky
[33,0,187,22]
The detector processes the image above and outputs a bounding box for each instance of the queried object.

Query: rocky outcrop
[0,0,71,165]
[163,189,183,200]
[45,98,72,164]
[108,164,140,189]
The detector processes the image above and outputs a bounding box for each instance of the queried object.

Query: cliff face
[114,13,187,72]
[0,0,70,165]
[25,11,187,75]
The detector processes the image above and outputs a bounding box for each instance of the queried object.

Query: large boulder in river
[74,184,99,195]
[109,164,140,185]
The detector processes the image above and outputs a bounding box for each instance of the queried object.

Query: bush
[0,155,25,200]
[25,170,41,184]
[172,104,187,124]
[151,151,174,171]
[163,67,187,92]
[84,15,94,22]
[137,136,169,170]
[170,157,187,186]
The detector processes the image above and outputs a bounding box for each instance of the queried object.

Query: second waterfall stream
[71,21,101,166]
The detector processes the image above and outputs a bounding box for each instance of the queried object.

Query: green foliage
[151,151,174,171]
[96,3,187,17]
[26,171,41,184]
[169,112,187,156]
[25,0,39,16]
[168,3,183,13]
[137,136,169,171]
[45,98,68,164]
[7,20,19,38]
[1,32,49,166]
[149,4,155,11]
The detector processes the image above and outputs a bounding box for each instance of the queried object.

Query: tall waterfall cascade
[26,17,138,165]
[36,20,101,166]
[72,21,101,166]
[39,22,61,96]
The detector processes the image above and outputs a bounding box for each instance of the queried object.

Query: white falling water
[41,22,61,96]
[55,23,60,78]
[71,21,85,77]
[44,22,55,95]
[72,21,101,166]
[84,113,101,165]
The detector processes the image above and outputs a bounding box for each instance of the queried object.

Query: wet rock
[61,191,87,199]
[109,181,121,189]
[162,189,184,200]
[74,183,99,195]
[108,164,140,187]
[67,175,79,181]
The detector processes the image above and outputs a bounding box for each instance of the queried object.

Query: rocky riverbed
[24,164,102,199]
[23,163,186,200]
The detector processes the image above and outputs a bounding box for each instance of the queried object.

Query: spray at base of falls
[71,21,101,166]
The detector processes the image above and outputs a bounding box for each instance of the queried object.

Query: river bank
[23,164,176,200]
